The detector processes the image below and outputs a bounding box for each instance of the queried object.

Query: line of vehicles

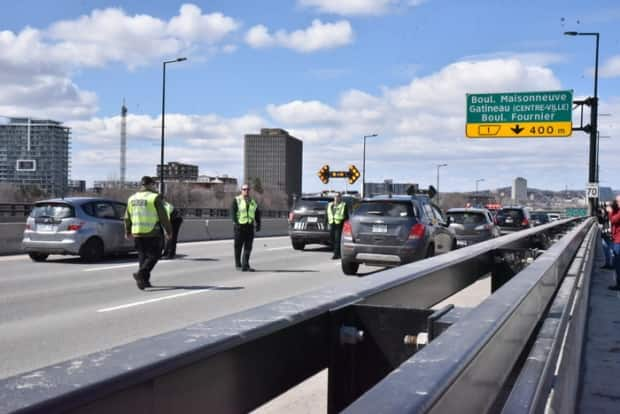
[18,194,562,270]
[288,190,563,275]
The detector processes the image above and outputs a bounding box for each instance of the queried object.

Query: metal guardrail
[0,218,590,413]
[0,203,288,219]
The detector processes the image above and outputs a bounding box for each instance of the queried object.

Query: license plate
[38,224,54,232]
[505,218,513,223]
[307,216,318,223]
[372,224,387,233]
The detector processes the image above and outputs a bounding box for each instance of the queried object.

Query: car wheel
[341,260,359,276]
[292,240,305,250]
[425,243,435,258]
[28,252,49,262]
[80,238,104,262]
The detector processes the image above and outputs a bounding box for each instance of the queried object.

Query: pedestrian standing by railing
[598,202,614,270]
[607,197,620,290]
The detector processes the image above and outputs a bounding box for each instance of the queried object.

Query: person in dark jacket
[124,176,172,290]
[231,184,261,271]
[162,200,183,259]
[607,198,620,290]
[598,202,613,270]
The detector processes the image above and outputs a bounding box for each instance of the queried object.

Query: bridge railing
[0,218,592,413]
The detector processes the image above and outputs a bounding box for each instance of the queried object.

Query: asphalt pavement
[0,236,374,379]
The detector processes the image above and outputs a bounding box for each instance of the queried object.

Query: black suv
[495,206,532,234]
[288,193,359,250]
[340,191,455,275]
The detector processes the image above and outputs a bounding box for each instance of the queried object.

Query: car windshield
[355,201,413,217]
[531,214,549,222]
[447,212,487,224]
[30,203,74,219]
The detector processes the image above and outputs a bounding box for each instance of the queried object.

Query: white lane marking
[97,289,212,312]
[84,260,176,272]
[0,255,29,262]
[266,246,291,251]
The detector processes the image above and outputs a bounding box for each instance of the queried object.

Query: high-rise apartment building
[244,128,302,197]
[0,117,70,197]
[512,177,527,202]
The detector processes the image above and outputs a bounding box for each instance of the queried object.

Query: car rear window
[497,209,525,220]
[531,213,549,222]
[355,201,414,217]
[447,212,487,224]
[30,203,75,219]
[294,198,330,210]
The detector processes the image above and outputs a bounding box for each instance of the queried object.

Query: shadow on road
[146,285,244,292]
[183,257,219,262]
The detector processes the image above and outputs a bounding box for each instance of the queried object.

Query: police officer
[124,176,172,290]
[327,192,348,259]
[231,184,261,271]
[162,199,183,260]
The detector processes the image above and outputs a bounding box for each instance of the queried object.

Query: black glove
[255,223,261,232]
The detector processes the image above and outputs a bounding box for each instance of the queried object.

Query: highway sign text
[466,90,573,138]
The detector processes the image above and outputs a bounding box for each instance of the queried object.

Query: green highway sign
[466,90,573,138]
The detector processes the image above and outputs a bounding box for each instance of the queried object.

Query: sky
[2,0,620,194]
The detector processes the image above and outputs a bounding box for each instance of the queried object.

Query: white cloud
[298,0,424,16]
[245,20,353,52]
[0,4,240,120]
[600,55,620,78]
[167,4,240,44]
[267,100,340,125]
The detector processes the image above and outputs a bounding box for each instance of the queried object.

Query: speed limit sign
[586,183,599,199]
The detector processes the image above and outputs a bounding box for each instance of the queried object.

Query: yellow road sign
[466,122,572,138]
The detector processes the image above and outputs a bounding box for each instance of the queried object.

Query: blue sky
[2,0,620,193]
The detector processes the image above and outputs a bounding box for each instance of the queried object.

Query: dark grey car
[496,206,533,234]
[288,193,359,250]
[446,208,501,248]
[340,194,455,275]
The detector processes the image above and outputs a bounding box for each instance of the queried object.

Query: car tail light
[521,218,529,226]
[67,223,83,231]
[342,220,352,237]
[408,223,425,240]
[288,212,295,223]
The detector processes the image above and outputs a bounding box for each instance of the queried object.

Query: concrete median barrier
[0,219,289,256]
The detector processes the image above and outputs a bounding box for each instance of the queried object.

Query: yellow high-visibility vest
[327,201,346,224]
[236,196,257,224]
[127,192,159,234]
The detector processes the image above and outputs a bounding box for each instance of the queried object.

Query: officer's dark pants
[135,236,162,281]
[163,217,183,258]
[331,223,343,258]
[234,224,254,269]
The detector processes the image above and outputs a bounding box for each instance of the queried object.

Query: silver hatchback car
[22,197,134,262]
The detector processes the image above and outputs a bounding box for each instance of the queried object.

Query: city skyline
[2,1,620,193]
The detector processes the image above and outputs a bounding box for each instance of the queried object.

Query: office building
[68,179,86,193]
[244,128,302,197]
[157,162,199,182]
[0,117,70,197]
[512,177,527,202]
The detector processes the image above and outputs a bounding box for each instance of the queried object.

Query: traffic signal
[348,164,360,184]
[318,164,330,184]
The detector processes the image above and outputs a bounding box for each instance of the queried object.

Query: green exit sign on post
[466,90,573,138]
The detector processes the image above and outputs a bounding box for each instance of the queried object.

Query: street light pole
[564,31,599,215]
[436,163,448,205]
[361,133,378,198]
[160,57,187,195]
[475,178,485,195]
